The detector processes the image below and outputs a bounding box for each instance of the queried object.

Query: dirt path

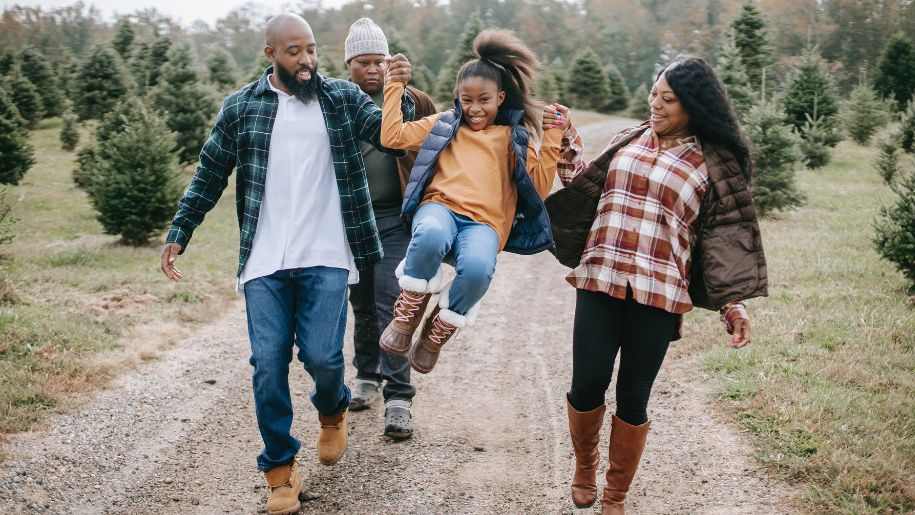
[0,117,797,514]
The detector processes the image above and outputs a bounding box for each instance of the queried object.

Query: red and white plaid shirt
[558,125,709,315]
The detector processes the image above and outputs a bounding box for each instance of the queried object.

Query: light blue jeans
[403,202,500,315]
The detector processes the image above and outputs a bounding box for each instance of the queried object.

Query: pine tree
[568,48,610,112]
[0,52,15,76]
[386,29,414,59]
[731,2,772,91]
[841,82,889,146]
[0,187,15,248]
[6,71,44,129]
[130,41,151,94]
[0,87,35,185]
[874,168,915,292]
[901,99,915,154]
[146,36,172,89]
[602,63,629,112]
[18,47,64,118]
[87,102,182,246]
[75,45,128,121]
[550,59,570,106]
[874,32,915,111]
[744,101,805,216]
[436,11,485,100]
[412,64,436,95]
[627,83,651,120]
[206,49,238,90]
[150,43,217,164]
[322,57,341,79]
[537,73,560,104]
[74,98,152,190]
[783,47,841,148]
[875,136,900,185]
[0,84,26,129]
[798,112,835,170]
[716,31,755,119]
[112,19,135,60]
[249,53,271,84]
[60,111,80,151]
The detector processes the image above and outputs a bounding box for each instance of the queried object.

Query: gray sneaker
[348,379,381,411]
[384,400,414,440]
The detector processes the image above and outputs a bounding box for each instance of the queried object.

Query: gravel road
[0,117,797,514]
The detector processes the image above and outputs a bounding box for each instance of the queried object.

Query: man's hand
[543,103,571,131]
[160,243,184,282]
[385,53,412,85]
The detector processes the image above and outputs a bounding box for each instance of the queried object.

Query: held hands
[721,303,751,348]
[384,54,412,85]
[543,103,571,131]
[160,243,184,282]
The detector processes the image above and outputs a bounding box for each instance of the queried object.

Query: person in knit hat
[342,17,437,441]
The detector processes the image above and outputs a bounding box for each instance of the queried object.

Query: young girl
[378,29,565,374]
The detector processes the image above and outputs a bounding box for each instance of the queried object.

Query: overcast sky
[1,0,352,27]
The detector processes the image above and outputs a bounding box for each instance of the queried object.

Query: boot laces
[393,290,426,323]
[426,316,457,347]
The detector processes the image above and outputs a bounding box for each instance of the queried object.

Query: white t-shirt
[239,76,359,286]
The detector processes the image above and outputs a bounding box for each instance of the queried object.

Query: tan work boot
[601,415,650,515]
[317,410,348,465]
[409,306,464,374]
[264,460,303,515]
[567,400,606,508]
[380,289,431,355]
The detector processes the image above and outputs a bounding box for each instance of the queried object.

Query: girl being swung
[378,29,565,374]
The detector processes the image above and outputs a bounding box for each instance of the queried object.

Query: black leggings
[567,289,679,425]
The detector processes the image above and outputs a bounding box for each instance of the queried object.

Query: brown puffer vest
[550,124,768,311]
[688,143,768,310]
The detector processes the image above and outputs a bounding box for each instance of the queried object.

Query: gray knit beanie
[344,18,389,63]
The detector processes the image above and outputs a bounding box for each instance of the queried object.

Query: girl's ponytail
[455,29,543,140]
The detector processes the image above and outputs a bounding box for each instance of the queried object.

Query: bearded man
[159,13,414,515]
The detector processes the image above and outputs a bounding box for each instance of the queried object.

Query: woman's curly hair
[659,56,752,178]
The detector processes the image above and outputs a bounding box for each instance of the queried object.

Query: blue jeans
[403,202,500,315]
[243,267,352,471]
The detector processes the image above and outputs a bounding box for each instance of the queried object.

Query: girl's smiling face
[458,76,505,131]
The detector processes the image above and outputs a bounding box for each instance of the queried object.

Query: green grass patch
[0,120,240,435]
[685,139,915,513]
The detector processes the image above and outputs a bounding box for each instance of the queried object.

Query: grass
[0,118,240,434]
[676,138,915,514]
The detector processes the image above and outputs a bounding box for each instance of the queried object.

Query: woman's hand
[721,303,751,348]
[543,103,571,131]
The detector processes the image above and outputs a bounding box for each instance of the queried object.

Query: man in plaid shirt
[159,14,415,514]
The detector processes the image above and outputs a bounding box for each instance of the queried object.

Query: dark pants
[243,267,351,471]
[348,213,415,401]
[567,288,678,425]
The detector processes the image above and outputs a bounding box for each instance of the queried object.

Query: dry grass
[0,119,240,434]
[676,139,915,514]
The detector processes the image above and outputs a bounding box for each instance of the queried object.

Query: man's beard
[275,62,320,103]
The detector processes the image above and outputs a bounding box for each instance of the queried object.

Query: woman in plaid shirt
[544,57,767,514]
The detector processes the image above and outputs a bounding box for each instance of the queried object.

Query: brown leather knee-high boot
[567,400,606,508]
[601,415,650,515]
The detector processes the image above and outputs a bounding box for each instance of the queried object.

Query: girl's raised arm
[381,80,440,151]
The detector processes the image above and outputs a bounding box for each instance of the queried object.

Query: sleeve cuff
[165,226,191,253]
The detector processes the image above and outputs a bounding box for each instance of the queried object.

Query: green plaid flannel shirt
[165,68,416,276]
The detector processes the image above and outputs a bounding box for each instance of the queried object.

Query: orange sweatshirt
[381,81,562,248]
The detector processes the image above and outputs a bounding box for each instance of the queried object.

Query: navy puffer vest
[400,101,554,255]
